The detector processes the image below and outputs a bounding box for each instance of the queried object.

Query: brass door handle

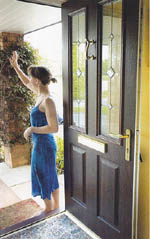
[109,129,131,161]
[109,133,129,139]
[85,39,96,60]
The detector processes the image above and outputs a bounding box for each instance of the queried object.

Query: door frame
[16,1,145,238]
[132,0,144,238]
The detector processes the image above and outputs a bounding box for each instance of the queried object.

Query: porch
[0,162,65,210]
[0,162,102,239]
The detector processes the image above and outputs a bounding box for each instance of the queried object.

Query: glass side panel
[100,1,122,136]
[110,107,120,135]
[101,106,109,135]
[72,11,86,129]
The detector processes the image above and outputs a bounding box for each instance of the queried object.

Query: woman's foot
[52,205,59,210]
[45,204,59,212]
[43,189,60,212]
[43,198,54,212]
[32,209,45,217]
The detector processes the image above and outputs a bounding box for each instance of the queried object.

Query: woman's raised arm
[9,51,37,93]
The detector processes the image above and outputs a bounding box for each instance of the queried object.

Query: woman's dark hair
[27,66,57,85]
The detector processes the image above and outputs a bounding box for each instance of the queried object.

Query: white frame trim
[132,0,144,238]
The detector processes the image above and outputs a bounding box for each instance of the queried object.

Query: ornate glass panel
[101,1,122,136]
[72,11,86,129]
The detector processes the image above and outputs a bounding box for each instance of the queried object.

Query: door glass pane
[72,11,86,129]
[100,1,122,136]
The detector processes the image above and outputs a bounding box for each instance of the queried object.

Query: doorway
[0,1,65,236]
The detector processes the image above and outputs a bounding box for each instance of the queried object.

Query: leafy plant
[0,42,41,146]
[0,146,4,163]
[56,136,64,175]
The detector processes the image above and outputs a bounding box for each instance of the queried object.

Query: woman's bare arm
[9,51,37,93]
[13,64,30,85]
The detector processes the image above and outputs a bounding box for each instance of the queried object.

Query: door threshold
[2,209,102,239]
[0,206,65,237]
[65,211,102,239]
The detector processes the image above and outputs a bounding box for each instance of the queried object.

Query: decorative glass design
[72,11,86,129]
[100,1,122,136]
[107,67,115,78]
[76,68,82,77]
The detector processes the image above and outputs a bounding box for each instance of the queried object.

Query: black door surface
[62,0,139,238]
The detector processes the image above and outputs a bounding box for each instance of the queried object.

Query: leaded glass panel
[72,11,86,129]
[101,1,122,136]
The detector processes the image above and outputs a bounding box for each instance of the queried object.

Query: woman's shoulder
[44,96,56,107]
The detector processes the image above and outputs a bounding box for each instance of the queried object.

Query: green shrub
[0,146,4,163]
[0,42,41,146]
[56,136,64,175]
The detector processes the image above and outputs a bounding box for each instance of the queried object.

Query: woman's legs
[43,198,54,212]
[52,188,59,210]
[43,188,59,212]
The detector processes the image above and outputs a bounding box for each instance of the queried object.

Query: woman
[9,51,59,213]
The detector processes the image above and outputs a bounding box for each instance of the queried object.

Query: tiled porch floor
[0,162,65,210]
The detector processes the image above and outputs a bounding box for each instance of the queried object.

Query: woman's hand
[24,127,33,141]
[9,51,19,68]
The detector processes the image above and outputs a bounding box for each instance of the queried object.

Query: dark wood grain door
[62,0,139,238]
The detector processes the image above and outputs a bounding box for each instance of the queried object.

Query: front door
[62,0,139,238]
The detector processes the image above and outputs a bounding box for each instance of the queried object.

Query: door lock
[109,129,131,161]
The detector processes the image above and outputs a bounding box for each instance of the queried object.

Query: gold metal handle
[85,39,96,60]
[109,129,131,161]
[109,133,129,139]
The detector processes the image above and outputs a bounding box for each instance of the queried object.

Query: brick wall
[0,32,24,141]
[0,32,23,49]
[0,32,31,168]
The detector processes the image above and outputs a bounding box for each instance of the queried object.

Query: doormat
[0,198,42,230]
[1,213,94,239]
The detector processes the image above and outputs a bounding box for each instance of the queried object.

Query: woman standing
[9,51,59,213]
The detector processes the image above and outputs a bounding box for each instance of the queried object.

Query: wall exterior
[4,143,31,168]
[138,0,149,238]
[0,32,23,49]
[0,32,30,168]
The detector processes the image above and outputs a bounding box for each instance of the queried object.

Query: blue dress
[30,103,59,200]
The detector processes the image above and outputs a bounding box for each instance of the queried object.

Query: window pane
[72,11,86,130]
[110,107,120,134]
[101,106,109,135]
[100,1,122,136]
[72,15,78,42]
[102,75,110,107]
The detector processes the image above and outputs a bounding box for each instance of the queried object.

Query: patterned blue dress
[30,102,59,200]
